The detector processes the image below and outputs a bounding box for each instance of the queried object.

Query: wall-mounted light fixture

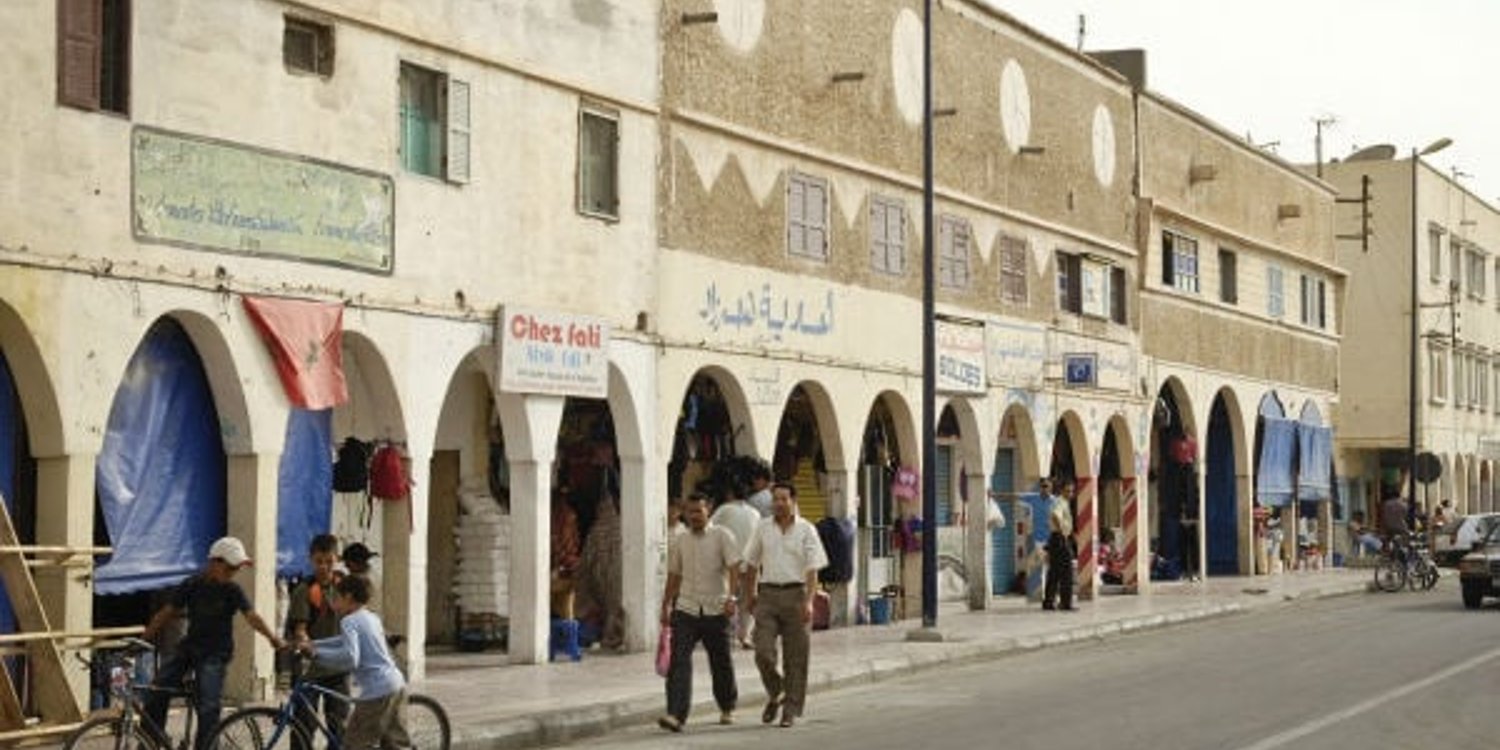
[1277,203,1302,220]
[681,11,718,24]
[830,71,866,83]
[933,106,958,118]
[1018,145,1046,155]
[1189,164,1217,184]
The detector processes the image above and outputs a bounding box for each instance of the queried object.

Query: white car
[1435,513,1500,566]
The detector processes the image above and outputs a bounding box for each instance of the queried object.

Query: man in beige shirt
[657,493,742,733]
[743,483,829,728]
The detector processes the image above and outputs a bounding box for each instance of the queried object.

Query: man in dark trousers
[657,493,742,733]
[1042,479,1076,611]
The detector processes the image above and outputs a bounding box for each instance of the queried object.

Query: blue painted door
[935,446,953,525]
[990,448,1016,595]
[1206,409,1238,575]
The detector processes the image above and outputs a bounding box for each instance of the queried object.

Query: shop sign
[497,307,610,398]
[131,127,394,273]
[937,316,986,395]
[1063,353,1097,387]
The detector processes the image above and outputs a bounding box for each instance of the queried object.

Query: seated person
[1098,529,1125,585]
[1348,511,1382,557]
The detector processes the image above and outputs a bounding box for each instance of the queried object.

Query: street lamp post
[919,0,938,631]
[1409,137,1453,520]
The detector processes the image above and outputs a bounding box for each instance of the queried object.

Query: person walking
[298,575,410,750]
[710,479,761,650]
[657,493,742,733]
[743,482,828,728]
[745,462,774,518]
[1041,479,1075,611]
[287,534,348,750]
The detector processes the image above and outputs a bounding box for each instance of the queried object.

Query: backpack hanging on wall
[333,437,372,493]
[369,442,414,531]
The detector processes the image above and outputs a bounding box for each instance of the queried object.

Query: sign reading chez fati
[497,307,610,399]
[936,316,986,395]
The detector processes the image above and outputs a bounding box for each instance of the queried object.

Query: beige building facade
[1,0,1344,723]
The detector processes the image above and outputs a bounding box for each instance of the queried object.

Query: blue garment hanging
[94,319,227,594]
[0,351,18,634]
[1296,424,1333,502]
[1257,417,1297,507]
[277,409,333,578]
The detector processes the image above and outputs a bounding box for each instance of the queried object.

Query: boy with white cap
[142,536,284,750]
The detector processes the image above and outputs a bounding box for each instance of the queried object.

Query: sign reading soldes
[497,307,610,398]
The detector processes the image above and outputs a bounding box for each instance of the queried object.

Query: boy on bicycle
[142,536,286,750]
[297,574,410,749]
[287,534,348,747]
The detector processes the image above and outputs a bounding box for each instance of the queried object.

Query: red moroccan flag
[242,296,349,409]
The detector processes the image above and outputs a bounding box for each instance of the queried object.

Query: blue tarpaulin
[1297,423,1334,502]
[94,320,226,594]
[277,409,333,578]
[1257,417,1297,507]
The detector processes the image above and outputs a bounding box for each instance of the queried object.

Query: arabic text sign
[131,127,394,273]
[937,317,986,394]
[698,281,836,341]
[498,307,610,398]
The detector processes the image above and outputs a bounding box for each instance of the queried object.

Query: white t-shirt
[744,515,829,585]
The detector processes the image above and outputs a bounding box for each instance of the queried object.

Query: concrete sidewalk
[416,569,1374,749]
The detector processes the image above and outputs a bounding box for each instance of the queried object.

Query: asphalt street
[570,578,1500,750]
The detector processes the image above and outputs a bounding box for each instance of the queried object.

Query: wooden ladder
[0,496,86,744]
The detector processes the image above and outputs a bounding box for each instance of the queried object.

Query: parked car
[1434,513,1500,567]
[1457,524,1500,608]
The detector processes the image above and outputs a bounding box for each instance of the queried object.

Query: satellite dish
[1346,144,1397,162]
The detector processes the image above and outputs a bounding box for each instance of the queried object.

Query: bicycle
[63,637,197,750]
[1374,535,1439,593]
[208,657,450,750]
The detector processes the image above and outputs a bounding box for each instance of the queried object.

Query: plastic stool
[549,618,581,662]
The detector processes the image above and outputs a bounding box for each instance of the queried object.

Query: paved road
[570,579,1500,749]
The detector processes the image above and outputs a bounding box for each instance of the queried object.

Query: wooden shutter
[58,0,101,109]
[1067,254,1082,313]
[787,175,806,255]
[1161,232,1175,286]
[807,178,827,259]
[1111,266,1127,323]
[444,77,470,183]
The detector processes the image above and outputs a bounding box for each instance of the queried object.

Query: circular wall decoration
[1091,104,1116,187]
[891,8,924,127]
[999,59,1031,154]
[714,0,765,54]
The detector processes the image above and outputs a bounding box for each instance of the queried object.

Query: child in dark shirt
[287,534,348,748]
[142,537,284,750]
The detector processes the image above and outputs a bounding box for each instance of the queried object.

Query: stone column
[964,467,991,610]
[34,452,96,703]
[824,467,857,624]
[383,451,429,680]
[618,453,654,652]
[225,452,278,703]
[501,393,563,666]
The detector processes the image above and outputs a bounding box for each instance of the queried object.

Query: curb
[450,583,1367,749]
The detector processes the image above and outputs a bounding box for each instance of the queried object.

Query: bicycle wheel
[64,714,153,750]
[1374,558,1405,592]
[406,694,451,750]
[210,706,309,750]
[1417,559,1440,591]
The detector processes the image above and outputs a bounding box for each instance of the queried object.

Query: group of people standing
[658,460,829,733]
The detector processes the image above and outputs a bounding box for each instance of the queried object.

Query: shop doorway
[1150,383,1197,580]
[552,397,623,650]
[856,396,905,612]
[1205,393,1239,575]
[772,385,829,521]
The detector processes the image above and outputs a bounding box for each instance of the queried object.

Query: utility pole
[1313,116,1336,179]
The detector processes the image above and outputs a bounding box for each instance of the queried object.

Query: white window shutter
[446,77,471,183]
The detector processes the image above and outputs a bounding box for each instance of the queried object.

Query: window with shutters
[938,215,972,289]
[1055,251,1082,313]
[1466,247,1487,300]
[1429,343,1448,403]
[577,105,619,219]
[1450,241,1463,295]
[786,172,829,261]
[1267,264,1285,319]
[998,234,1027,304]
[57,0,130,114]
[1219,248,1238,305]
[398,62,469,183]
[869,196,906,275]
[1430,227,1445,282]
[283,16,334,77]
[1161,230,1200,293]
[1299,273,1326,329]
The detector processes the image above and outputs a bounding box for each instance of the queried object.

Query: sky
[986,0,1500,204]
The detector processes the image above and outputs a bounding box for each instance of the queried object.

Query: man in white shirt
[710,482,761,649]
[743,483,829,728]
[657,493,742,733]
[1042,478,1076,611]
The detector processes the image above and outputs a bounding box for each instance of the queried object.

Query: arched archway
[1152,380,1198,580]
[1205,391,1242,575]
[990,403,1040,596]
[856,392,916,610]
[667,368,757,514]
[771,382,843,521]
[1096,414,1137,587]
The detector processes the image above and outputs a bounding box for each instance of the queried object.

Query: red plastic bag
[655,625,672,677]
